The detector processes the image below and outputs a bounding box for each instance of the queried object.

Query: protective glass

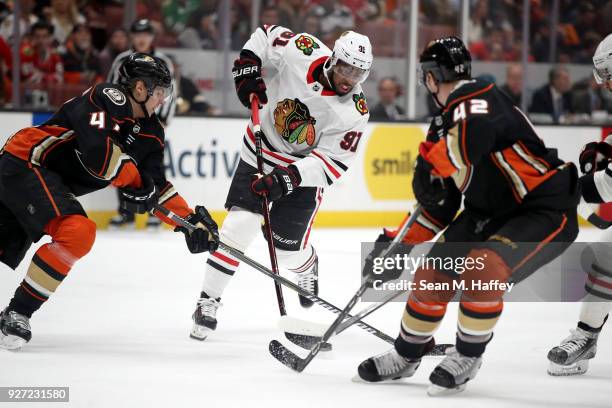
[333,61,369,84]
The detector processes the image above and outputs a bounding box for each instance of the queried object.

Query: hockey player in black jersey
[0,53,218,350]
[357,37,580,395]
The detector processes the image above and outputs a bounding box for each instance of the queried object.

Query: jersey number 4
[453,99,488,122]
[89,111,106,129]
[340,131,362,152]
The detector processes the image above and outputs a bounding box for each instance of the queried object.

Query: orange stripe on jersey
[424,138,458,178]
[460,120,471,166]
[443,83,494,113]
[3,128,49,161]
[501,148,557,192]
[31,167,61,216]
[512,214,568,273]
[517,140,550,171]
[422,209,445,229]
[110,161,141,188]
[137,132,164,148]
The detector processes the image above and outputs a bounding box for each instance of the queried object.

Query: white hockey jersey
[241,25,370,187]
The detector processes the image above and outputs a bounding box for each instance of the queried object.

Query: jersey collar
[307,56,337,96]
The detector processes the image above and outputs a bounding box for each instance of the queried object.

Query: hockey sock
[455,301,503,357]
[578,300,611,333]
[203,249,241,299]
[8,215,96,317]
[277,245,316,273]
[395,293,448,359]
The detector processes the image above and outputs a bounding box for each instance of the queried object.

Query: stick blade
[284,332,332,351]
[269,340,305,372]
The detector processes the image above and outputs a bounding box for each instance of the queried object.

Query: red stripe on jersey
[303,188,323,249]
[311,150,341,178]
[246,127,295,164]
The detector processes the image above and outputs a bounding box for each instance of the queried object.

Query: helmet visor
[152,84,173,103]
[333,60,369,84]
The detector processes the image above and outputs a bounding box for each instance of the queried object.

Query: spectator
[529,66,572,123]
[311,0,355,40]
[278,0,306,31]
[370,77,405,121]
[570,76,612,116]
[260,5,281,26]
[48,0,86,46]
[162,0,207,34]
[0,0,38,45]
[61,23,101,84]
[178,9,218,50]
[500,63,523,106]
[172,57,219,116]
[0,34,10,104]
[98,28,129,78]
[20,21,63,85]
[301,12,323,38]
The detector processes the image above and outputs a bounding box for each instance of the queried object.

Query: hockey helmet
[324,31,373,84]
[130,19,154,34]
[593,33,612,84]
[419,36,471,84]
[118,52,172,99]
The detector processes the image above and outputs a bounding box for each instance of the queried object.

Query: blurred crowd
[0,0,610,123]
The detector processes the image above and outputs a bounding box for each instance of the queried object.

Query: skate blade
[547,360,589,376]
[189,324,213,341]
[351,375,410,384]
[0,333,27,350]
[427,383,466,397]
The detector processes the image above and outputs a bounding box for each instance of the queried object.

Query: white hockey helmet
[325,31,373,84]
[593,33,612,84]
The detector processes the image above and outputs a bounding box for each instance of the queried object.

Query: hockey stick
[153,204,455,353]
[154,203,327,351]
[269,206,426,372]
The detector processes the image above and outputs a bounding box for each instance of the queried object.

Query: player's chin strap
[322,58,338,93]
[127,88,151,119]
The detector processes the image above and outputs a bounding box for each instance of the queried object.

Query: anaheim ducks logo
[274,98,316,145]
[353,92,368,115]
[295,34,320,56]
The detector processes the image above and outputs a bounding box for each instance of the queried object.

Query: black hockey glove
[362,230,413,287]
[232,51,267,108]
[251,165,301,201]
[118,174,157,214]
[412,156,447,207]
[579,141,612,174]
[175,206,219,254]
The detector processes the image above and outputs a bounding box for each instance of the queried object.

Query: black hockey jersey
[418,78,577,230]
[1,83,192,223]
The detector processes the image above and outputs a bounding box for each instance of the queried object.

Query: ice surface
[1,228,610,407]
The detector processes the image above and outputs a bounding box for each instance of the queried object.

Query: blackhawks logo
[274,98,317,146]
[353,92,368,115]
[295,34,320,56]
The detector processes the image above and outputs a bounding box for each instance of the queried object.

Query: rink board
[0,113,601,227]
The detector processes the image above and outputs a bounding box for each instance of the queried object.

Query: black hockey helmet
[118,52,171,95]
[130,18,154,34]
[419,36,471,84]
[118,52,172,117]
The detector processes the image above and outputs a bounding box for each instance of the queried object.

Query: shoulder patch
[295,34,320,56]
[352,92,368,115]
[103,88,126,106]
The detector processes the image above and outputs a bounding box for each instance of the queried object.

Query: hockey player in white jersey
[547,33,612,376]
[189,26,372,340]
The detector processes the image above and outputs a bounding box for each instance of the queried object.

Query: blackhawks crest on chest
[274,98,317,146]
[353,92,368,115]
[295,34,320,56]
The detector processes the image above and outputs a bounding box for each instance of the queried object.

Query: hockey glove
[175,206,219,253]
[251,165,301,201]
[232,51,267,108]
[118,174,157,214]
[579,141,612,174]
[413,156,447,207]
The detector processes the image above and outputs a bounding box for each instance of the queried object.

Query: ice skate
[355,348,421,383]
[427,347,482,396]
[0,308,32,351]
[296,256,318,308]
[547,328,598,376]
[190,292,222,341]
[108,213,135,229]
